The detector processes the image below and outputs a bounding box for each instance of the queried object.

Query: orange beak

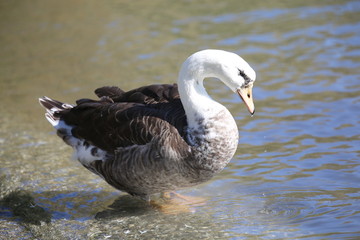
[237,87,255,115]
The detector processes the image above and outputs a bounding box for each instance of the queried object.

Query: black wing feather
[94,86,125,98]
[57,84,187,153]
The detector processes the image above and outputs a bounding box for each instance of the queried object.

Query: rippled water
[1,1,359,239]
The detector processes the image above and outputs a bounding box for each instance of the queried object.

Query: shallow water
[1,0,359,239]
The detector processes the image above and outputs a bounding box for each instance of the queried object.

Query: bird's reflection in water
[94,194,229,239]
[95,192,207,219]
[95,195,153,219]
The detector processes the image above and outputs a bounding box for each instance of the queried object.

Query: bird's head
[180,49,256,115]
[207,50,256,115]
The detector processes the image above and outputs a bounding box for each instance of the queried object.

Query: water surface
[1,0,359,239]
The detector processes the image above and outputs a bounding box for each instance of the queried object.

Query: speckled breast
[188,109,239,174]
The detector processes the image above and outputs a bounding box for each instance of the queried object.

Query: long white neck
[177,52,230,129]
[177,50,240,171]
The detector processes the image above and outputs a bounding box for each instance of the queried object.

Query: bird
[39,49,256,203]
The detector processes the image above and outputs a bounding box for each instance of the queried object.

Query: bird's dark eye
[238,68,246,78]
[237,68,251,87]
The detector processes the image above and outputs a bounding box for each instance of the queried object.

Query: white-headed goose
[39,49,256,202]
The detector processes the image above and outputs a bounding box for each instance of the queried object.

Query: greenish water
[1,0,359,239]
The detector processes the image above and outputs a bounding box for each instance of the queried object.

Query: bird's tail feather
[39,96,73,127]
[39,96,77,146]
[39,96,107,167]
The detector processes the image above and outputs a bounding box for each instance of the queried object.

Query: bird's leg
[160,192,172,200]
[168,191,206,206]
[149,191,206,214]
